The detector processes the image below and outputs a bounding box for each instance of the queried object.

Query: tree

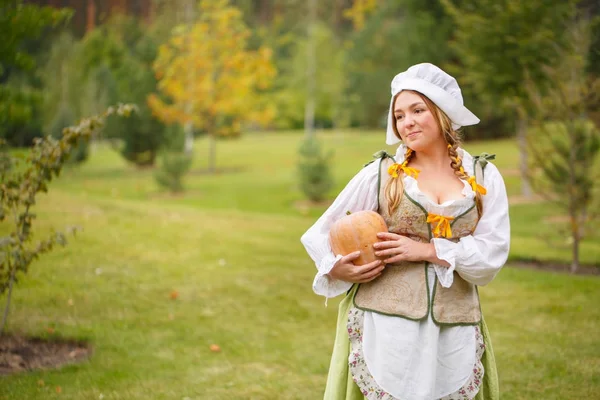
[79,16,167,167]
[297,136,334,202]
[0,104,135,334]
[0,0,72,146]
[525,17,600,273]
[343,0,378,32]
[345,0,455,128]
[42,32,89,163]
[441,0,579,197]
[149,0,277,173]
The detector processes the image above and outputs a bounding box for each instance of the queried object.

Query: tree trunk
[304,0,316,139]
[517,114,532,197]
[183,0,195,155]
[1,263,16,335]
[571,219,580,274]
[86,0,97,33]
[184,121,194,155]
[208,133,217,174]
[568,123,579,274]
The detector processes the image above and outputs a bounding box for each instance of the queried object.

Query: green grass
[1,130,599,399]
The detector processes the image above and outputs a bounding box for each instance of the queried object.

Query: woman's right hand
[327,251,385,283]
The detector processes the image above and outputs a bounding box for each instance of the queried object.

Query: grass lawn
[1,130,599,399]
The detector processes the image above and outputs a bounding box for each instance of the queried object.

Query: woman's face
[393,91,443,152]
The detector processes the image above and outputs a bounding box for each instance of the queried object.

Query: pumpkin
[329,210,388,265]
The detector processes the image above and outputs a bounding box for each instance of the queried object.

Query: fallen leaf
[56,386,62,394]
[209,344,221,352]
[169,290,179,300]
[47,327,55,334]
[67,299,74,306]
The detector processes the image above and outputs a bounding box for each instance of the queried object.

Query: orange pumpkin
[329,210,388,265]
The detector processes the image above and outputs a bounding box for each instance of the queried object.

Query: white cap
[386,63,480,145]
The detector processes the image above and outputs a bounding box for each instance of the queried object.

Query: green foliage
[297,135,334,202]
[0,76,44,147]
[529,120,600,203]
[525,16,600,271]
[48,103,88,164]
[345,0,455,128]
[271,23,347,129]
[154,123,192,193]
[154,151,193,193]
[0,0,72,145]
[441,0,578,111]
[0,0,72,74]
[0,104,135,333]
[79,16,167,167]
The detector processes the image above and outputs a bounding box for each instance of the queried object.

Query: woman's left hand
[373,232,436,264]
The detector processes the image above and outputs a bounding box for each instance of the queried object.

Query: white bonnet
[386,63,480,145]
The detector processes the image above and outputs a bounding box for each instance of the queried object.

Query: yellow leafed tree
[343,0,378,31]
[148,0,276,172]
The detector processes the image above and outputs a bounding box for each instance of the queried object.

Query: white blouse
[300,144,510,400]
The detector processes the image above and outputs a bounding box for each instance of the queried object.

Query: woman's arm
[432,163,510,287]
[300,160,380,299]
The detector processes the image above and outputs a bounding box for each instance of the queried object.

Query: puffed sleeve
[432,163,510,286]
[300,160,380,299]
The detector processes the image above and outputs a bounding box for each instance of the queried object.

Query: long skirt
[323,286,500,400]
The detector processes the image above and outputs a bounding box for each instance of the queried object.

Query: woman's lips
[407,131,421,139]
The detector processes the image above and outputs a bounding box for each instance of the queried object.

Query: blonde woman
[301,63,509,400]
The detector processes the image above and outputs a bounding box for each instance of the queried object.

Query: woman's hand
[328,251,385,283]
[374,232,448,266]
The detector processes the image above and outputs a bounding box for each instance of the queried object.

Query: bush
[154,152,193,193]
[0,104,134,333]
[48,103,89,164]
[297,136,334,202]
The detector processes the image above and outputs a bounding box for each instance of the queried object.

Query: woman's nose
[404,115,415,126]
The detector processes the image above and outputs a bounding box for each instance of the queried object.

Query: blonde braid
[447,140,484,216]
[384,147,415,215]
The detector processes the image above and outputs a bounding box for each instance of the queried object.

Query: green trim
[430,276,482,327]
[374,151,396,209]
[352,264,430,321]
[424,261,431,318]
[472,152,495,181]
[450,204,477,227]
[402,190,433,239]
[364,150,395,168]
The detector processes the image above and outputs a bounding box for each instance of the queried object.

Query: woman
[300,63,510,400]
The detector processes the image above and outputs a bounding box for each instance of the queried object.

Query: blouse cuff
[319,253,342,275]
[432,238,457,288]
[312,254,351,301]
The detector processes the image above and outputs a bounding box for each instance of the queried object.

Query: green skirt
[323,286,500,400]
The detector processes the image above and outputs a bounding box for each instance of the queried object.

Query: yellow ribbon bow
[388,163,420,179]
[467,176,487,195]
[426,213,455,238]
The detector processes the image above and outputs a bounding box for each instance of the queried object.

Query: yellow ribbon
[427,213,455,238]
[467,176,487,195]
[388,163,420,179]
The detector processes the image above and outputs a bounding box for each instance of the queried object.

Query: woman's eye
[396,115,404,121]
[415,109,423,114]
